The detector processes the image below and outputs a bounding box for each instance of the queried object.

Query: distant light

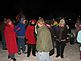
[69,19,71,20]
[2,16,3,17]
[79,15,80,17]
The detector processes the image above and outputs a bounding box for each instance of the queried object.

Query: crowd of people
[0,14,81,61]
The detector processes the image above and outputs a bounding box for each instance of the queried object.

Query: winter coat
[15,23,26,36]
[56,25,68,42]
[77,30,81,43]
[4,24,18,54]
[46,24,55,47]
[36,25,53,52]
[25,25,36,44]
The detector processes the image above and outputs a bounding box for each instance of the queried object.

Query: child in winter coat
[4,19,18,61]
[25,19,36,58]
[15,18,26,55]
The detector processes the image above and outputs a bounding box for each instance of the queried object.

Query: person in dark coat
[55,18,68,58]
[4,19,18,61]
[0,19,7,50]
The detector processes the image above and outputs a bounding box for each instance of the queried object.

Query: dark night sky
[0,0,81,17]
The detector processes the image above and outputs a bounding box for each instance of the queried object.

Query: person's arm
[14,23,21,32]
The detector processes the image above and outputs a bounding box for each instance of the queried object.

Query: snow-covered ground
[0,41,81,61]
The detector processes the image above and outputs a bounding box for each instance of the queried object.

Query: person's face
[31,21,35,24]
[22,20,26,24]
[59,24,65,28]
[8,21,12,25]
[37,22,43,27]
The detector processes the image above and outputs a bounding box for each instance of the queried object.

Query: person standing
[15,18,26,55]
[36,19,53,61]
[55,18,68,58]
[25,19,36,58]
[0,18,7,50]
[4,19,18,61]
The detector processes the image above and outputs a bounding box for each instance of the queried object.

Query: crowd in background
[0,13,81,61]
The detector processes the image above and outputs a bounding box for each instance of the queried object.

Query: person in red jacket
[25,19,36,58]
[4,19,18,61]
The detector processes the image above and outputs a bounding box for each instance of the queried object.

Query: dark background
[0,0,81,18]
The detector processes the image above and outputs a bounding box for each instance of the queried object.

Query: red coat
[25,25,36,44]
[4,24,18,54]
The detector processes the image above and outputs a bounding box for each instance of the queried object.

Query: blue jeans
[37,52,51,61]
[17,38,26,52]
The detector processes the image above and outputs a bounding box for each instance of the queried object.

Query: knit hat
[59,18,65,26]
[39,17,42,19]
[30,19,36,23]
[37,19,45,24]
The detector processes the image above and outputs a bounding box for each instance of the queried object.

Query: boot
[8,56,10,59]
[56,55,60,58]
[11,58,16,61]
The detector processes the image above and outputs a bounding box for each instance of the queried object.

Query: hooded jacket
[36,25,53,52]
[15,23,26,36]
[4,24,18,54]
[25,25,36,44]
[15,18,26,37]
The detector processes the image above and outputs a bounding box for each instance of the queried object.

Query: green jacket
[36,25,53,52]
